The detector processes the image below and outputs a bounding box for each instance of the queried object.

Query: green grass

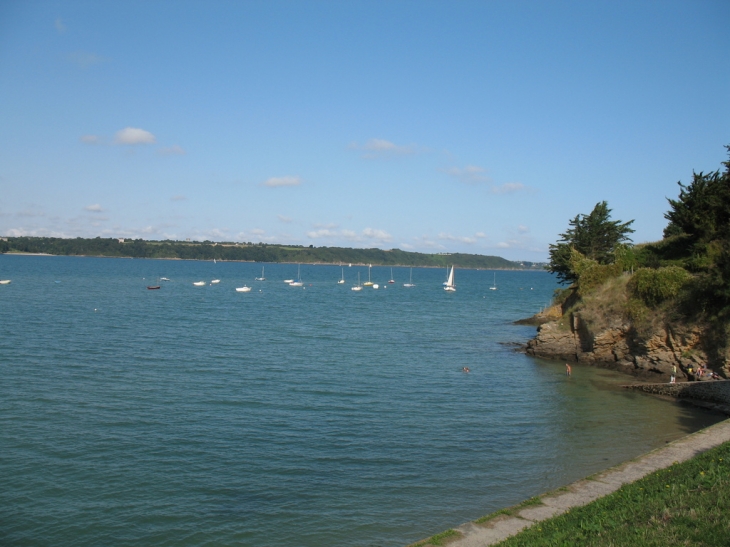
[494,441,730,546]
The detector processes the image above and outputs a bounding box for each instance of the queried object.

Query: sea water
[0,255,722,546]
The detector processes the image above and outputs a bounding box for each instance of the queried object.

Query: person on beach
[565,363,571,377]
[670,364,676,384]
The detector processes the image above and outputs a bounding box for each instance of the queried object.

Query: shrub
[628,266,691,307]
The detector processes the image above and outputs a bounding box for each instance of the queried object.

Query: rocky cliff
[525,305,729,381]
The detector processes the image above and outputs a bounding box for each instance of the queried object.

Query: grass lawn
[494,440,730,546]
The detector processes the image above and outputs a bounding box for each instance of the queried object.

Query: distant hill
[0,236,544,270]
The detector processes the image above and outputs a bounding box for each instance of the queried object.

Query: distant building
[118,238,125,243]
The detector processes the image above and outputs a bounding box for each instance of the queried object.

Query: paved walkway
[431,418,730,547]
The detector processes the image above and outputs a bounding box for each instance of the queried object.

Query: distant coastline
[0,236,547,271]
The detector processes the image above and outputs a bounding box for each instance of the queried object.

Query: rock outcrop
[525,307,728,380]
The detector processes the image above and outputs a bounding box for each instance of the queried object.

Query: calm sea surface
[0,255,723,546]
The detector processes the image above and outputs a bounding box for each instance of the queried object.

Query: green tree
[549,201,635,284]
[664,145,730,248]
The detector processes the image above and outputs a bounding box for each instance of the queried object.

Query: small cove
[0,255,723,547]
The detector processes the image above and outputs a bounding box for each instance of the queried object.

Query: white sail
[444,265,456,292]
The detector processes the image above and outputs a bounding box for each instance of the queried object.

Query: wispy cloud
[65,51,108,69]
[84,204,104,213]
[442,165,491,184]
[438,232,477,244]
[362,227,392,243]
[350,138,419,159]
[55,18,66,33]
[264,176,301,187]
[305,227,393,244]
[80,134,100,145]
[491,182,525,194]
[277,215,292,223]
[158,145,186,156]
[170,195,187,202]
[114,127,156,145]
[307,228,338,239]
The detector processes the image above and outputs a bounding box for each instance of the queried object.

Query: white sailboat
[388,268,395,284]
[0,279,11,285]
[363,264,374,286]
[403,268,415,287]
[490,272,497,290]
[193,281,206,286]
[351,272,362,291]
[289,265,303,286]
[338,267,345,284]
[211,279,221,284]
[444,265,456,292]
[256,267,266,281]
[235,285,251,292]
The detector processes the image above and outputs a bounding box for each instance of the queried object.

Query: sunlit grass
[495,441,730,546]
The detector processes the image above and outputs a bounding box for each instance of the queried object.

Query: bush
[628,266,691,307]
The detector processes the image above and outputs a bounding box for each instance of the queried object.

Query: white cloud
[307,229,337,239]
[518,224,529,234]
[114,127,156,145]
[438,232,477,244]
[80,135,100,144]
[412,235,444,249]
[170,195,187,202]
[443,165,491,184]
[65,51,107,69]
[312,222,338,229]
[250,228,265,236]
[84,204,103,213]
[351,138,418,159]
[304,227,392,244]
[55,18,66,33]
[362,227,393,243]
[497,242,511,248]
[158,145,186,156]
[264,176,301,187]
[277,215,292,223]
[491,182,525,194]
[475,232,487,239]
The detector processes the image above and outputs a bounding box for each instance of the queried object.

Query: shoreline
[0,252,543,270]
[409,417,730,547]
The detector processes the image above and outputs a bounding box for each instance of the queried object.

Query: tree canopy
[548,201,635,284]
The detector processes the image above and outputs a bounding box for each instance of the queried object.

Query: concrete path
[429,419,730,547]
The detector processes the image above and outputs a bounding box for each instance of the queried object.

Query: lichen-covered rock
[525,313,726,380]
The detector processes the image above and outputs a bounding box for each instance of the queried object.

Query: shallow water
[0,255,722,546]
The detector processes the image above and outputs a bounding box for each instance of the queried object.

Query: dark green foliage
[657,146,730,314]
[549,201,635,284]
[664,145,730,247]
[628,266,691,307]
[0,236,531,270]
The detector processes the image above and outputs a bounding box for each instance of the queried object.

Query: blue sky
[1,0,728,261]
